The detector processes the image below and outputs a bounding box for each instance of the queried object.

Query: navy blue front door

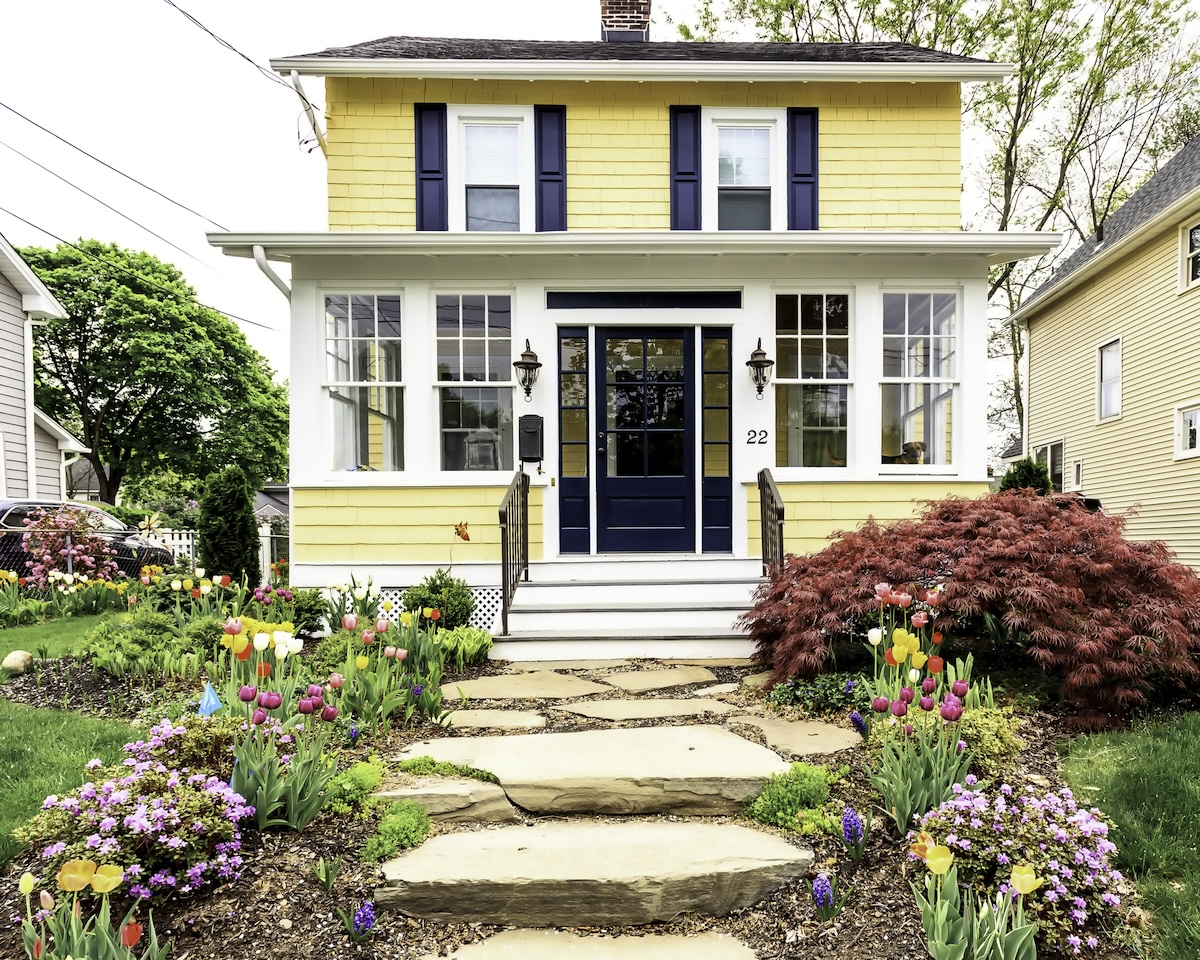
[596,328,695,552]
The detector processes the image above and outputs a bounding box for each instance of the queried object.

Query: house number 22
[746,430,768,444]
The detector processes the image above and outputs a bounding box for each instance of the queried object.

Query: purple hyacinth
[842,807,863,847]
[411,685,423,697]
[353,901,376,936]
[844,679,856,695]
[849,711,867,736]
[812,873,833,910]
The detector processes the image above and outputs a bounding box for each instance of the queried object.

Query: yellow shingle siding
[1026,220,1200,570]
[746,480,988,556]
[292,485,544,564]
[325,78,961,231]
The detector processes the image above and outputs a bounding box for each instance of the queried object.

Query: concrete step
[426,929,759,960]
[378,820,812,926]
[505,601,749,632]
[490,633,755,661]
[527,556,764,582]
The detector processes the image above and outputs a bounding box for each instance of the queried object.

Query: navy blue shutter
[670,106,702,230]
[787,108,818,230]
[534,105,567,232]
[414,103,448,231]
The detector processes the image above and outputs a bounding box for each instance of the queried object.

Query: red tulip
[191,588,201,599]
[257,662,272,679]
[430,609,441,621]
[931,631,944,645]
[121,922,144,948]
[235,645,252,661]
[884,648,898,667]
[928,656,945,674]
[33,939,42,959]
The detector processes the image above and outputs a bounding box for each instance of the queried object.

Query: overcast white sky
[0,0,704,379]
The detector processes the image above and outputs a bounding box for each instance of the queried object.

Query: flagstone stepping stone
[729,715,860,756]
[375,777,520,824]
[398,725,789,815]
[695,682,739,697]
[378,820,813,926]
[601,665,716,692]
[447,709,546,730]
[428,929,759,959]
[740,670,775,690]
[442,671,611,701]
[556,698,734,721]
[505,659,630,672]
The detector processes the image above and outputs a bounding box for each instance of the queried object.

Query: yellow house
[1012,135,1200,570]
[210,1,1057,657]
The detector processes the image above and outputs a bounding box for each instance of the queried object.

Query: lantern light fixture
[746,338,775,399]
[513,340,542,401]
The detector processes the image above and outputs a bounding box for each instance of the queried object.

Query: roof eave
[270,56,1011,84]
[0,233,67,319]
[33,409,89,453]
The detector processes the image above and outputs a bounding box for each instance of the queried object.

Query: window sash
[1099,341,1121,418]
[1181,406,1200,453]
[439,385,514,471]
[1034,442,1065,492]
[1188,224,1200,284]
[775,294,851,382]
[329,385,404,472]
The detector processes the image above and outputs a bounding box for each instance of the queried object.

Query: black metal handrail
[757,467,786,577]
[498,469,531,636]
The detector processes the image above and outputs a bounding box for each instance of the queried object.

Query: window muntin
[1178,403,1200,458]
[717,126,771,230]
[775,294,850,468]
[464,123,519,232]
[1034,441,1065,493]
[436,294,514,471]
[880,292,957,466]
[1187,223,1200,287]
[324,295,403,472]
[1099,339,1121,420]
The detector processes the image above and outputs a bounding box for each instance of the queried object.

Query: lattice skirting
[377,587,502,633]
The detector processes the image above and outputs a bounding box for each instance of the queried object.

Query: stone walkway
[376,658,852,959]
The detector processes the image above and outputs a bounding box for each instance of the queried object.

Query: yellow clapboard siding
[325,78,961,231]
[292,486,544,564]
[746,481,988,556]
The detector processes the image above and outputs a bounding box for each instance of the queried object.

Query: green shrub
[397,755,498,783]
[765,673,870,715]
[182,615,224,655]
[439,625,493,671]
[78,608,180,670]
[746,762,834,830]
[401,569,475,630]
[326,758,386,816]
[313,628,358,676]
[198,465,260,584]
[292,588,328,637]
[361,800,430,861]
[998,456,1051,495]
[959,707,1024,782]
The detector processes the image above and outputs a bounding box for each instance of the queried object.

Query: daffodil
[56,859,97,892]
[90,864,124,894]
[925,846,954,875]
[1009,864,1044,895]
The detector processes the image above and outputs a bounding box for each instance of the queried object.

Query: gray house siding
[0,270,28,498]
[33,420,63,499]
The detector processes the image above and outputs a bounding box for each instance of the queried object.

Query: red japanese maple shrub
[745,491,1200,729]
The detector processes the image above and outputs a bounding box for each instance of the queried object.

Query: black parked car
[0,500,177,579]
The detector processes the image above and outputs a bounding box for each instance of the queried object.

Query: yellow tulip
[926,846,954,875]
[232,634,249,655]
[382,600,394,612]
[90,864,124,894]
[892,642,910,664]
[19,872,35,895]
[911,651,928,669]
[400,611,413,627]
[422,607,433,618]
[182,578,194,591]
[356,655,369,670]
[909,831,934,862]
[57,859,97,892]
[1009,864,1044,895]
[892,627,909,644]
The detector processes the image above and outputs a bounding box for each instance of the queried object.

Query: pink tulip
[376,618,389,634]
[252,708,267,725]
[952,680,968,698]
[224,617,243,636]
[328,673,344,690]
[941,700,963,722]
[140,575,151,586]
[904,724,914,736]
[920,696,935,711]
[238,685,257,703]
[310,695,324,710]
[874,582,892,599]
[911,611,929,628]
[384,645,397,659]
[342,614,358,631]
[396,648,408,661]
[895,593,913,608]
[362,629,375,644]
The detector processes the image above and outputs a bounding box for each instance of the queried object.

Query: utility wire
[0,99,228,231]
[0,203,282,331]
[0,137,212,270]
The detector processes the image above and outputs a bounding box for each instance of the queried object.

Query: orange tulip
[33,938,42,959]
[257,662,272,678]
[430,609,441,621]
[236,645,253,661]
[90,864,124,894]
[191,588,201,599]
[909,831,934,862]
[121,921,144,948]
[927,656,945,675]
[56,859,97,892]
[932,631,944,645]
[884,648,898,667]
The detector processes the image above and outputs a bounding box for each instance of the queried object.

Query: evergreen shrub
[401,569,475,629]
[197,465,260,583]
[998,457,1052,495]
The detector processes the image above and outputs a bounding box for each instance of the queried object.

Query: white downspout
[253,245,291,299]
[24,317,37,498]
[290,70,327,158]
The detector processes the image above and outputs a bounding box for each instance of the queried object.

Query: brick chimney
[601,0,651,41]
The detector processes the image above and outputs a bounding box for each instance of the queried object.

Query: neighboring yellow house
[210,1,1057,652]
[1012,134,1200,571]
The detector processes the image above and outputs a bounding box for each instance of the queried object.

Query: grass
[1062,712,1200,958]
[0,699,133,867]
[0,614,109,662]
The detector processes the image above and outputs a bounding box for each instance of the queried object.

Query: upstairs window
[1098,339,1121,420]
[1186,223,1200,289]
[717,127,771,230]
[465,123,520,232]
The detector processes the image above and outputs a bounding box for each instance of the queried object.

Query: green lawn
[0,700,133,867]
[0,615,109,662]
[1062,713,1200,958]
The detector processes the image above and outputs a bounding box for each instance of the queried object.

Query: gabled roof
[1013,135,1200,322]
[0,232,66,320]
[274,36,1009,83]
[998,436,1023,461]
[33,409,88,453]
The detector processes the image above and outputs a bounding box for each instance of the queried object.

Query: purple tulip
[298,698,314,715]
[941,701,963,722]
[238,685,257,703]
[920,696,935,711]
[310,695,324,710]
[891,700,908,718]
[903,724,914,735]
[264,692,283,710]
[921,677,937,694]
[307,684,323,698]
[872,696,890,713]
[952,679,968,698]
[899,687,915,703]
[251,708,267,725]
[320,705,339,722]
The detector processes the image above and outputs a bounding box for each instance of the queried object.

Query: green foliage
[120,466,204,527]
[291,589,328,637]
[746,762,834,830]
[127,714,245,782]
[439,625,493,671]
[912,865,1038,960]
[765,672,870,714]
[871,723,973,836]
[231,723,337,831]
[313,629,357,677]
[198,465,260,584]
[182,614,224,654]
[396,755,499,783]
[401,569,476,630]
[326,758,386,816]
[958,707,1023,782]
[22,240,286,504]
[19,889,170,960]
[312,856,342,891]
[78,608,182,675]
[361,799,430,862]
[998,457,1051,495]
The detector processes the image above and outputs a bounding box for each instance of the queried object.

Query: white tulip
[200,584,211,595]
[253,633,271,652]
[195,567,206,578]
[273,630,294,651]
[868,627,883,646]
[63,573,74,584]
[276,645,290,662]
[909,668,921,683]
[353,587,368,601]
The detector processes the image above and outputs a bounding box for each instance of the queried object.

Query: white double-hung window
[448,106,535,233]
[1098,339,1121,420]
[324,294,403,472]
[702,109,787,231]
[1185,222,1200,290]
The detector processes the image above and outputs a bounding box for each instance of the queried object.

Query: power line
[0,137,212,270]
[0,98,228,230]
[0,203,282,332]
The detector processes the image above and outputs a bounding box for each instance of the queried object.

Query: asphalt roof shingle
[285,36,992,66]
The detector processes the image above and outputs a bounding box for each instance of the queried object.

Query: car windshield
[80,508,130,532]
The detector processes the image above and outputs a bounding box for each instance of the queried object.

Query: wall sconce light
[746,338,775,399]
[513,340,542,401]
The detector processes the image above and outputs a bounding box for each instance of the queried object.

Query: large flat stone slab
[695,682,739,697]
[730,715,860,756]
[448,709,546,730]
[740,670,775,690]
[601,666,716,692]
[428,929,758,959]
[557,698,733,721]
[442,671,611,701]
[376,777,520,824]
[506,659,629,672]
[380,820,812,926]
[397,725,790,815]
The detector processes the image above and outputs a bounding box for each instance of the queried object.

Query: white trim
[1096,336,1122,423]
[1182,220,1200,294]
[0,232,67,319]
[1067,458,1084,492]
[1032,438,1066,493]
[32,409,88,452]
[1174,399,1200,461]
[446,104,536,234]
[701,108,787,232]
[271,56,1013,84]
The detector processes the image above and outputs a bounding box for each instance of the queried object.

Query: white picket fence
[152,524,282,584]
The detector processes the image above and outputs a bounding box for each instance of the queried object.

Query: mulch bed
[0,656,1147,959]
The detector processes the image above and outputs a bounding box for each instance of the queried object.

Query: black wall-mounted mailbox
[519,414,544,463]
